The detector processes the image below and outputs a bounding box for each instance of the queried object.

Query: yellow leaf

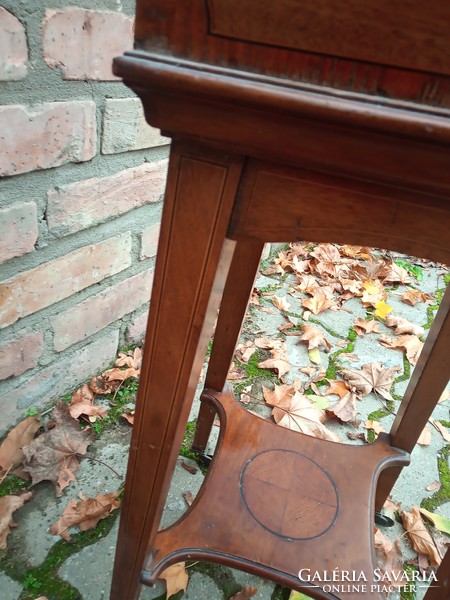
[308,348,321,365]
[374,300,393,320]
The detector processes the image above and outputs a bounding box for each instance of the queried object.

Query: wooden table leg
[376,284,450,510]
[192,239,264,453]
[110,141,244,600]
[423,549,450,599]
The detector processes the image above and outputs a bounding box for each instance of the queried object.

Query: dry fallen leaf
[255,338,290,378]
[431,419,450,442]
[340,363,400,401]
[69,384,108,421]
[374,300,394,320]
[418,425,432,446]
[0,492,33,550]
[361,279,386,307]
[115,347,142,370]
[182,491,194,506]
[379,335,424,366]
[264,387,341,443]
[121,412,135,425]
[229,587,259,600]
[297,324,332,350]
[353,318,380,336]
[402,289,427,306]
[325,380,351,399]
[327,391,358,422]
[364,420,385,437]
[273,295,291,312]
[374,528,405,588]
[426,481,442,492]
[159,562,189,598]
[302,291,335,315]
[382,262,412,285]
[49,491,120,541]
[0,416,40,475]
[401,506,441,567]
[22,402,93,496]
[103,367,139,382]
[385,315,425,337]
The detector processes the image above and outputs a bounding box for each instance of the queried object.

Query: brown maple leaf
[302,291,335,315]
[255,338,290,378]
[385,315,424,337]
[115,347,142,370]
[401,506,441,567]
[361,279,386,307]
[402,289,427,306]
[325,380,351,399]
[297,324,332,350]
[382,262,412,285]
[295,274,320,295]
[69,384,108,421]
[273,295,291,311]
[159,562,189,598]
[327,391,358,422]
[353,318,380,336]
[0,416,40,475]
[22,402,93,496]
[0,492,33,550]
[378,335,424,366]
[263,387,341,443]
[104,367,139,382]
[49,491,120,541]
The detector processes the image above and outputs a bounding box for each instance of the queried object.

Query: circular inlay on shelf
[240,449,339,540]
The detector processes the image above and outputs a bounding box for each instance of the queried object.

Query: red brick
[0,101,96,177]
[42,8,133,80]
[102,98,170,154]
[6,331,119,416]
[0,202,38,263]
[47,161,167,236]
[52,269,154,351]
[140,223,160,259]
[0,8,27,81]
[126,310,149,344]
[0,330,44,380]
[0,233,131,329]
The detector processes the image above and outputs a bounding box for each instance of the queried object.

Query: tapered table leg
[423,549,450,599]
[192,239,264,453]
[375,284,450,510]
[110,140,244,600]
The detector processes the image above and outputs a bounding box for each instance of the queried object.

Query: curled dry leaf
[69,384,108,421]
[374,528,405,588]
[22,402,93,496]
[0,416,40,475]
[385,315,425,337]
[401,506,441,567]
[419,508,450,536]
[159,562,189,598]
[229,586,259,600]
[273,295,291,311]
[382,262,412,285]
[255,338,290,378]
[402,289,427,306]
[302,292,335,315]
[103,367,139,382]
[327,391,358,422]
[426,481,441,492]
[0,492,33,550]
[430,419,450,442]
[122,412,135,425]
[235,341,256,364]
[183,491,194,506]
[298,324,332,351]
[49,491,120,541]
[418,425,432,446]
[378,335,424,366]
[383,496,402,513]
[353,318,380,336]
[325,380,351,399]
[115,347,142,370]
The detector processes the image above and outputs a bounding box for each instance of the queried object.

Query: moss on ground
[421,445,450,511]
[0,475,30,498]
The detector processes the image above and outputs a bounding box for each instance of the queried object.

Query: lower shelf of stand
[142,389,409,600]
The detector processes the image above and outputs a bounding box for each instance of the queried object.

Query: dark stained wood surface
[134,0,450,106]
[111,2,450,598]
[143,390,409,599]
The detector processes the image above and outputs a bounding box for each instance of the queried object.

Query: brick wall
[0,2,169,434]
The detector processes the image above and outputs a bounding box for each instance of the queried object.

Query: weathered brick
[0,202,38,264]
[126,310,149,344]
[102,98,170,154]
[7,330,119,413]
[140,223,160,259]
[0,233,131,329]
[53,269,154,351]
[0,8,27,81]
[0,329,44,380]
[42,8,133,80]
[47,161,167,236]
[0,101,96,177]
